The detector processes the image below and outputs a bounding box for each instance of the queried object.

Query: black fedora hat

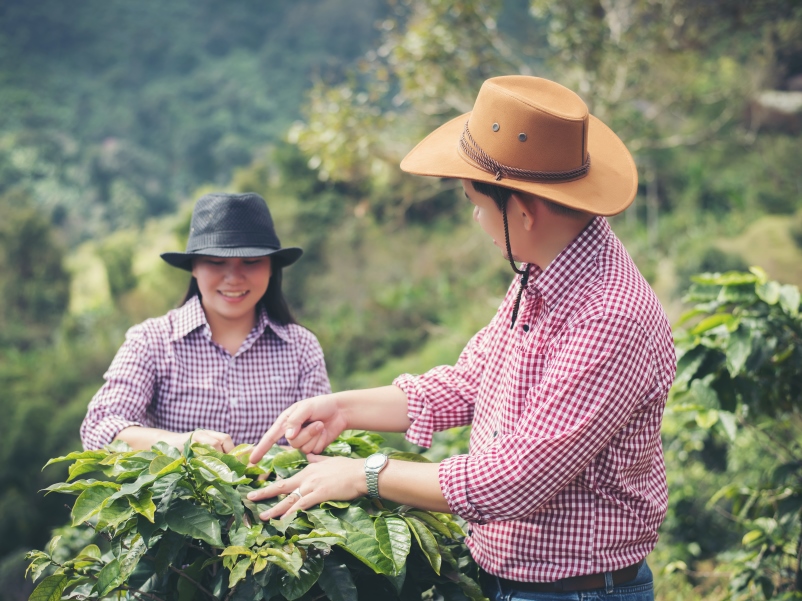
[160,192,303,271]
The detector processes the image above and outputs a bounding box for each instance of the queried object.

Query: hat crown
[187,193,280,252]
[466,76,590,174]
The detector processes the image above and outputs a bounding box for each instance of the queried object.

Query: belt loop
[604,570,614,593]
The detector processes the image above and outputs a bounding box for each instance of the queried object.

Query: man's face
[461,179,516,261]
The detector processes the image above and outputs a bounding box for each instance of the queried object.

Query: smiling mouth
[219,290,248,298]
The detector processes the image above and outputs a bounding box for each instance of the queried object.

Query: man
[248,76,676,600]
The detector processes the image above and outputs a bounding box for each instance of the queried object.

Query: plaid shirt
[81,295,331,450]
[395,217,676,582]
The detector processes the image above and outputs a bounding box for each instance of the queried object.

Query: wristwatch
[364,452,389,498]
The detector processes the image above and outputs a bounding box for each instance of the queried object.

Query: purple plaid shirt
[395,217,676,582]
[81,295,331,450]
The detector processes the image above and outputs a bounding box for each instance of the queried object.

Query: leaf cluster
[26,432,486,601]
[669,268,802,599]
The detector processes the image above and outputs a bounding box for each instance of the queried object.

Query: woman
[80,192,331,451]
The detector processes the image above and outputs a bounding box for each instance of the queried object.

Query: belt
[481,560,643,593]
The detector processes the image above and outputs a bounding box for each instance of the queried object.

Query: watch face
[366,454,386,468]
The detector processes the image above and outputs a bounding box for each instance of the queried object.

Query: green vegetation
[26,433,482,601]
[1,1,801,599]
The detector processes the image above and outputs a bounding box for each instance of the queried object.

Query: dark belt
[481,560,643,594]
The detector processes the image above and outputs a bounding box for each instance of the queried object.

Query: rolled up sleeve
[80,326,155,450]
[437,316,655,523]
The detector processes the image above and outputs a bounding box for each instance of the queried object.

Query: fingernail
[286,428,294,438]
[260,511,272,520]
[247,492,256,500]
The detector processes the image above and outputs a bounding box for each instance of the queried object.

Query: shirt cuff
[394,374,434,448]
[438,454,486,524]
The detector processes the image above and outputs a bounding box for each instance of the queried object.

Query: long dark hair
[181,265,297,326]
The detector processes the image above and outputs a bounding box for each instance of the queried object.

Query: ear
[510,192,538,231]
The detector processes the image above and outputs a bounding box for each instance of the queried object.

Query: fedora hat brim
[160,246,303,271]
[400,112,638,216]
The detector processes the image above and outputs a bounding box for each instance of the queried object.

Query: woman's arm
[115,426,235,452]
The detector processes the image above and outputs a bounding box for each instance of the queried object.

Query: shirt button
[493,430,498,438]
[522,324,530,332]
[229,357,236,367]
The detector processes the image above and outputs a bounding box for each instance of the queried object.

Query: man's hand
[249,394,348,464]
[167,429,235,453]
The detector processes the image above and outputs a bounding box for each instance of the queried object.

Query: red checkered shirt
[81,295,331,450]
[395,216,676,582]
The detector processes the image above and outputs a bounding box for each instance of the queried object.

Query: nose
[223,260,246,280]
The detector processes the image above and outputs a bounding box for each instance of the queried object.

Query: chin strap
[502,202,529,329]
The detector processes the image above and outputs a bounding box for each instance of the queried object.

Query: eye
[244,259,264,265]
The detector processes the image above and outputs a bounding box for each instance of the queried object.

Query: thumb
[306,453,331,464]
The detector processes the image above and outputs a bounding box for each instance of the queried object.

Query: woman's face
[192,256,272,325]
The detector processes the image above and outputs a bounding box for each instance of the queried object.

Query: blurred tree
[0,190,70,349]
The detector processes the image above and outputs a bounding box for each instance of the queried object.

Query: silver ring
[290,488,302,500]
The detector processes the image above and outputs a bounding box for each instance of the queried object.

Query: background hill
[1,1,801,599]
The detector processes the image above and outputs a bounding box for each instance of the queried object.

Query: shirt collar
[527,215,611,309]
[171,294,292,343]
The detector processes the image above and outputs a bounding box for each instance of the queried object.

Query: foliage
[26,432,485,601]
[0,190,70,349]
[669,268,802,599]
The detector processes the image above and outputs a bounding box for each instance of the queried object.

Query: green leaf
[717,411,738,442]
[261,546,304,578]
[153,441,182,459]
[166,499,224,547]
[229,522,263,547]
[44,451,107,468]
[406,510,454,539]
[726,325,752,377]
[376,515,411,574]
[272,449,307,476]
[306,509,348,538]
[690,313,736,336]
[742,529,764,546]
[128,489,157,522]
[688,378,720,410]
[177,558,205,601]
[279,554,324,600]
[316,559,357,601]
[119,535,147,580]
[756,280,781,305]
[779,284,800,317]
[155,530,185,577]
[96,497,135,530]
[209,481,244,527]
[29,574,68,601]
[107,472,158,502]
[67,458,104,481]
[695,409,719,429]
[94,558,123,596]
[190,456,250,485]
[404,516,441,575]
[43,479,119,496]
[149,455,185,476]
[229,557,252,589]
[691,271,758,286]
[72,486,117,526]
[77,544,101,560]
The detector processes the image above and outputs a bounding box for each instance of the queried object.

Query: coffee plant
[26,431,486,601]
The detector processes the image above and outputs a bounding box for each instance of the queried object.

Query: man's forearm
[337,385,413,433]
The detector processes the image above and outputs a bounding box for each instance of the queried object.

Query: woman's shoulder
[277,322,323,348]
[126,304,192,343]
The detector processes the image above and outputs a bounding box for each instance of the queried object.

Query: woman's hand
[249,394,348,464]
[247,454,366,520]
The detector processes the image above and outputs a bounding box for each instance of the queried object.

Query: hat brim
[399,112,638,216]
[160,246,303,271]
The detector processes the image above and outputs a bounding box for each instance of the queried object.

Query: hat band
[459,122,591,183]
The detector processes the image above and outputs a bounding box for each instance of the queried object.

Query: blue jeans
[482,561,654,601]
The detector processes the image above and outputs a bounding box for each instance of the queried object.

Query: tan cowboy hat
[400,76,638,216]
